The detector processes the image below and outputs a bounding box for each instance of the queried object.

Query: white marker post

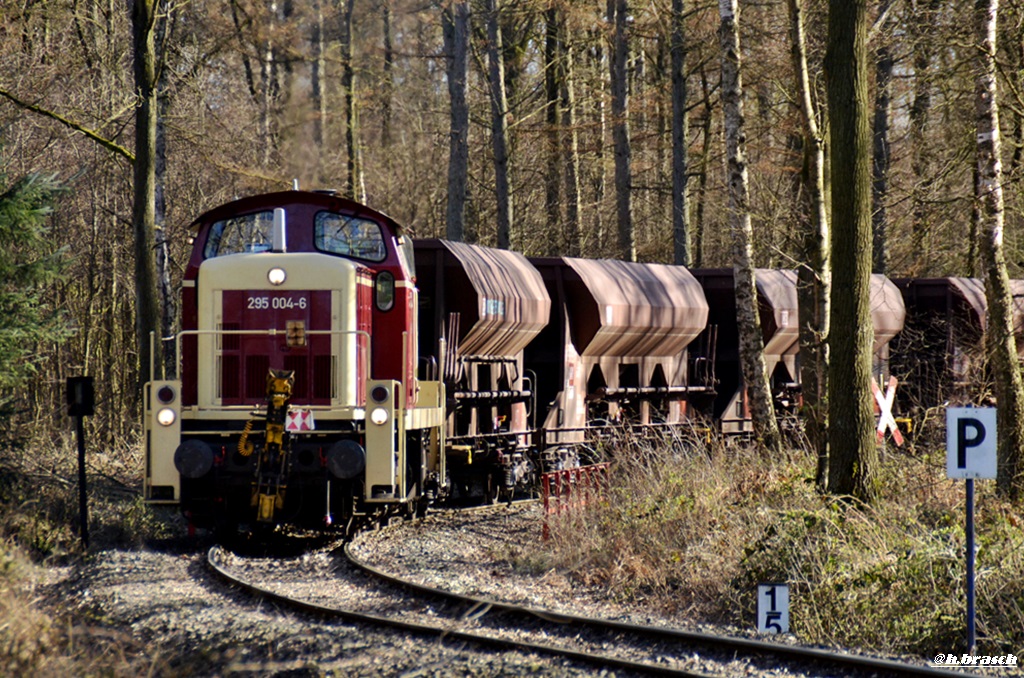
[756,583,789,634]
[946,407,997,654]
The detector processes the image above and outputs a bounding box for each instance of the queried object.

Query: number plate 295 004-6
[246,295,308,311]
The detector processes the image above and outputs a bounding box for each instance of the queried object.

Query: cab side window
[314,212,387,262]
[204,211,275,258]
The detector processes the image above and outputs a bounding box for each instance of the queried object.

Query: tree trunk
[444,0,470,242]
[671,0,690,266]
[486,0,512,250]
[155,7,175,380]
[610,0,634,261]
[975,0,1024,499]
[311,0,327,150]
[787,0,830,488]
[131,0,162,388]
[381,0,394,148]
[825,0,878,502]
[544,8,561,251]
[909,0,940,262]
[341,0,364,202]
[719,0,781,453]
[871,0,892,275]
[694,63,712,268]
[558,10,582,257]
[259,0,280,166]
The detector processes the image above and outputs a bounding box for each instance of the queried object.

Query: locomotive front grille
[284,354,309,399]
[314,355,335,400]
[246,355,271,399]
[220,355,240,399]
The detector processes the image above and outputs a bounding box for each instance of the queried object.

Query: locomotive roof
[188,190,404,234]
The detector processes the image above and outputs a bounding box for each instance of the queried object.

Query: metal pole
[76,414,89,549]
[966,478,976,653]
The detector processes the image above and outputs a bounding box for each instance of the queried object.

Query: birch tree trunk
[975,0,1024,499]
[486,0,512,250]
[610,0,635,261]
[718,0,781,453]
[132,0,162,388]
[444,0,470,242]
[558,10,582,257]
[259,0,279,166]
[786,0,830,488]
[671,0,691,266]
[155,4,175,379]
[825,0,878,502]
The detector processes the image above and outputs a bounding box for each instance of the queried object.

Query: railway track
[205,531,965,678]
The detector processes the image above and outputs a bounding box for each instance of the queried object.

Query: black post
[966,478,976,653]
[67,377,95,549]
[76,413,88,548]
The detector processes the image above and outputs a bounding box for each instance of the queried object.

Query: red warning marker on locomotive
[285,409,316,432]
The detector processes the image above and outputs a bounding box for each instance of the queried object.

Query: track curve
[342,542,966,678]
[205,545,712,677]
[206,539,965,678]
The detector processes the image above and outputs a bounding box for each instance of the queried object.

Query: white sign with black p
[757,583,789,634]
[947,407,997,480]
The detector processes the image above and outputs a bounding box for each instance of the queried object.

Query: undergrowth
[531,424,1024,659]
[0,431,174,676]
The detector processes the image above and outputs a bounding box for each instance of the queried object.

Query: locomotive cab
[144,191,446,530]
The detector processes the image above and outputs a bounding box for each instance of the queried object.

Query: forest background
[1,0,1023,447]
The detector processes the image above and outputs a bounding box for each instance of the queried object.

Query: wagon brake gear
[251,369,296,523]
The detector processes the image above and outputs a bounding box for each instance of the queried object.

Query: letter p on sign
[947,407,997,479]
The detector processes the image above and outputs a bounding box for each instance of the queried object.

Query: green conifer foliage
[0,172,67,393]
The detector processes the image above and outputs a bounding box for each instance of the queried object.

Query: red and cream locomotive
[144,191,446,530]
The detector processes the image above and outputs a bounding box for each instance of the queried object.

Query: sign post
[946,407,997,654]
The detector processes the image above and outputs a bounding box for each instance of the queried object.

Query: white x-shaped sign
[871,376,904,446]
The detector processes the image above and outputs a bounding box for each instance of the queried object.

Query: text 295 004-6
[247,295,308,310]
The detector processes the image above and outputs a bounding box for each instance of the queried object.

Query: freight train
[142,190,1011,532]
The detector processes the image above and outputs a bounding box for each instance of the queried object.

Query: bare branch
[0,88,135,164]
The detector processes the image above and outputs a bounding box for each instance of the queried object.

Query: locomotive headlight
[156,407,177,426]
[268,267,287,285]
[370,407,389,426]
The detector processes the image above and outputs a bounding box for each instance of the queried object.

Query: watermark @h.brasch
[932,653,1018,667]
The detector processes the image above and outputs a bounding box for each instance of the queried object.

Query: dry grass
[536,423,1024,657]
[0,432,174,676]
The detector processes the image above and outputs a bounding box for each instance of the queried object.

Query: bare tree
[610,0,635,261]
[871,0,893,275]
[975,0,1024,498]
[132,0,162,388]
[825,0,878,502]
[671,0,690,266]
[787,0,830,488]
[486,0,513,249]
[341,0,365,202]
[544,7,561,249]
[444,0,470,242]
[719,0,781,453]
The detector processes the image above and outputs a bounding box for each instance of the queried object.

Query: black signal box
[67,376,95,418]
